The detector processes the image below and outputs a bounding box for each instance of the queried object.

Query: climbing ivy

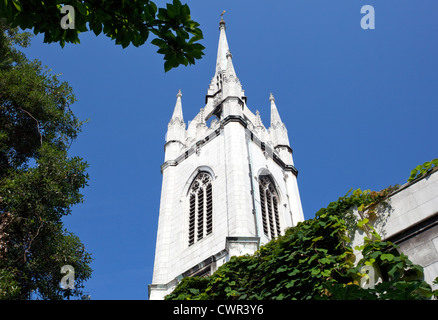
[408,159,438,182]
[166,166,438,300]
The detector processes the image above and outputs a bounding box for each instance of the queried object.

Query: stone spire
[224,50,237,80]
[269,92,290,146]
[255,110,264,128]
[204,13,246,119]
[222,49,242,98]
[170,89,184,126]
[166,89,186,146]
[211,13,243,95]
[254,110,267,142]
[216,14,229,75]
[269,93,283,128]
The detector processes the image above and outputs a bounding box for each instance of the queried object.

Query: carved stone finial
[269,92,275,102]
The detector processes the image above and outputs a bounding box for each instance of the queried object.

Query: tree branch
[23,216,44,264]
[16,106,43,146]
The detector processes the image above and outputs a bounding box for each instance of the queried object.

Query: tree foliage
[0,0,205,72]
[0,22,92,299]
[166,185,438,300]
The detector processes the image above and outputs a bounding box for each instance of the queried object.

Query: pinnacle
[270,92,283,126]
[170,89,184,124]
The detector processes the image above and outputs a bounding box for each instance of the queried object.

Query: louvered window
[259,176,281,240]
[188,173,213,246]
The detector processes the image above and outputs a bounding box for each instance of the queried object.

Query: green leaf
[357,218,369,228]
[321,269,331,277]
[276,265,288,273]
[75,2,88,16]
[247,263,258,270]
[164,60,173,72]
[276,293,285,300]
[189,288,199,295]
[388,262,404,278]
[121,36,130,49]
[364,258,375,266]
[287,269,300,277]
[319,257,332,264]
[166,2,177,19]
[12,0,22,11]
[408,168,418,181]
[311,268,320,276]
[148,1,158,14]
[381,253,394,261]
[151,38,167,49]
[91,22,102,36]
[180,3,190,20]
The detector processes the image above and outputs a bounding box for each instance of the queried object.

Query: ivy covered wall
[165,159,438,300]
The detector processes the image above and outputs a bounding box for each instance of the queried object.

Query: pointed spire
[222,49,242,99]
[270,92,283,126]
[216,13,229,74]
[269,92,290,150]
[170,89,184,125]
[205,12,246,118]
[166,89,186,148]
[225,50,237,79]
[254,110,268,142]
[255,110,264,128]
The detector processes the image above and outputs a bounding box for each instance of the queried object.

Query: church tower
[148,16,304,300]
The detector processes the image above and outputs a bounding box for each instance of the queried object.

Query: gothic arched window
[188,172,213,246]
[258,175,281,240]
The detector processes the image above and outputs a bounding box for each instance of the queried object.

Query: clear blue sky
[22,1,438,299]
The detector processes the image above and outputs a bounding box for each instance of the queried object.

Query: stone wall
[352,168,438,289]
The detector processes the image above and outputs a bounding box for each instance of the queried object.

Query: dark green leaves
[0,0,205,72]
[165,186,436,301]
[150,0,205,72]
[0,25,92,299]
[276,265,288,273]
[166,207,356,300]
